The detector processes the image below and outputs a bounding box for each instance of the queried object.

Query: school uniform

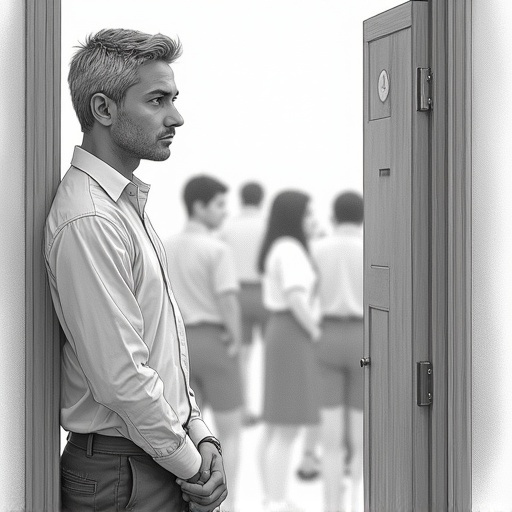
[219,206,268,344]
[311,224,364,410]
[261,236,321,425]
[164,220,243,412]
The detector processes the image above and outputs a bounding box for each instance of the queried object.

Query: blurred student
[164,175,243,512]
[312,191,364,512]
[220,181,268,425]
[258,190,321,512]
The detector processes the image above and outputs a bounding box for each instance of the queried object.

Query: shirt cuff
[187,417,213,446]
[153,435,201,480]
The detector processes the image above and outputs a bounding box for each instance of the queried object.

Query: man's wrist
[197,436,223,456]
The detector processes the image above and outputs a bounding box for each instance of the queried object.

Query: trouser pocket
[125,455,188,511]
[61,467,97,510]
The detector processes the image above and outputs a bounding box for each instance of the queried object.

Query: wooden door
[363,2,430,510]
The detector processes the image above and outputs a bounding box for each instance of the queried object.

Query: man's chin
[145,149,171,162]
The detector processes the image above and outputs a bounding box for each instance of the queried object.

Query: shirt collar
[240,205,262,217]
[184,219,211,234]
[70,146,131,202]
[334,223,363,236]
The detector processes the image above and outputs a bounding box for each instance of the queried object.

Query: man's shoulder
[45,167,121,241]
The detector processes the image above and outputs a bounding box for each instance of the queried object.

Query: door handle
[360,357,371,367]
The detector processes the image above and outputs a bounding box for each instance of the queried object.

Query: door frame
[25,0,471,510]
[430,0,472,510]
[25,0,61,509]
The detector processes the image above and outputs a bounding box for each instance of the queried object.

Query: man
[312,191,364,512]
[164,175,244,512]
[44,29,226,511]
[219,181,268,425]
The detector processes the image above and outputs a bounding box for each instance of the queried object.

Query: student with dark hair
[257,190,321,512]
[45,29,226,511]
[220,181,268,426]
[164,174,243,512]
[312,191,364,512]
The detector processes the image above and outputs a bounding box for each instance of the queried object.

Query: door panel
[363,2,430,510]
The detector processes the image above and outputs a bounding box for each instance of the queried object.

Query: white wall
[473,1,512,509]
[0,0,26,510]
[61,0,398,238]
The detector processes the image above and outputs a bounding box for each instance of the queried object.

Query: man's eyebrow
[146,88,179,97]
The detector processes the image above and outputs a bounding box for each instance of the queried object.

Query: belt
[322,315,363,322]
[67,432,148,458]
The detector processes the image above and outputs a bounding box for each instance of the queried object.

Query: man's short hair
[183,175,228,216]
[240,182,264,206]
[69,28,183,133]
[333,191,364,224]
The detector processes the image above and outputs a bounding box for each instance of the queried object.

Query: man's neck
[81,132,140,181]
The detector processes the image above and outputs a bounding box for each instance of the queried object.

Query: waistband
[322,315,363,322]
[67,432,148,457]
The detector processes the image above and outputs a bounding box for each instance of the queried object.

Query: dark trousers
[61,433,188,512]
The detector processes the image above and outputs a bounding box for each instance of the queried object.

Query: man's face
[198,193,228,230]
[110,60,184,162]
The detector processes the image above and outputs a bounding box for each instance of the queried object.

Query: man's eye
[150,97,163,105]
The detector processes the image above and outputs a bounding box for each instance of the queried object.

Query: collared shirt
[311,224,364,318]
[163,220,239,326]
[262,236,321,321]
[219,206,266,284]
[44,146,211,480]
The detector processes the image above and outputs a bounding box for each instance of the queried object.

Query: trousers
[60,433,188,512]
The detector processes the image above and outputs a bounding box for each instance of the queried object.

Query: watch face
[378,69,390,103]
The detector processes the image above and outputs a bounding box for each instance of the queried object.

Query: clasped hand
[176,442,227,512]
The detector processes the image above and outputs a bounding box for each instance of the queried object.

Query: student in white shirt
[220,181,268,425]
[312,191,364,512]
[164,175,243,512]
[257,190,321,512]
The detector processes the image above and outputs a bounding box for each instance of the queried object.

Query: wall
[472,1,512,509]
[61,0,398,238]
[0,0,26,510]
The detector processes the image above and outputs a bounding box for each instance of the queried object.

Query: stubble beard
[111,111,171,162]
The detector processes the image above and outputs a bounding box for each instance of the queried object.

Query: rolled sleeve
[154,436,202,479]
[187,417,214,446]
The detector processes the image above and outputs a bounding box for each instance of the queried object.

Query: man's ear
[191,199,206,218]
[90,93,116,127]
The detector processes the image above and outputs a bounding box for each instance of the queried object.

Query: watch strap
[197,435,222,456]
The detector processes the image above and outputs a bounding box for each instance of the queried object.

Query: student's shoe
[242,411,261,427]
[296,450,320,481]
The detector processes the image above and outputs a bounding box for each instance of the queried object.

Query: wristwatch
[197,436,223,456]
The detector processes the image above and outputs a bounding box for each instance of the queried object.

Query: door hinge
[416,67,433,111]
[417,361,433,406]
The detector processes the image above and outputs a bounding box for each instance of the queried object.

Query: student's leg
[213,407,243,511]
[321,406,346,512]
[260,424,301,504]
[349,408,364,512]
[296,424,321,479]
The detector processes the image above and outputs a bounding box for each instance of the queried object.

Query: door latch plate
[417,361,433,406]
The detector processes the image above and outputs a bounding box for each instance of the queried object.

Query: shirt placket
[127,184,193,417]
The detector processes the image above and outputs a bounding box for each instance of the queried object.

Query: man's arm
[46,216,201,479]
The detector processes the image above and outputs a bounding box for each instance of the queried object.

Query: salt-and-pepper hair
[68,28,182,132]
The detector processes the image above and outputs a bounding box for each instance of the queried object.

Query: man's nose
[164,105,184,127]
